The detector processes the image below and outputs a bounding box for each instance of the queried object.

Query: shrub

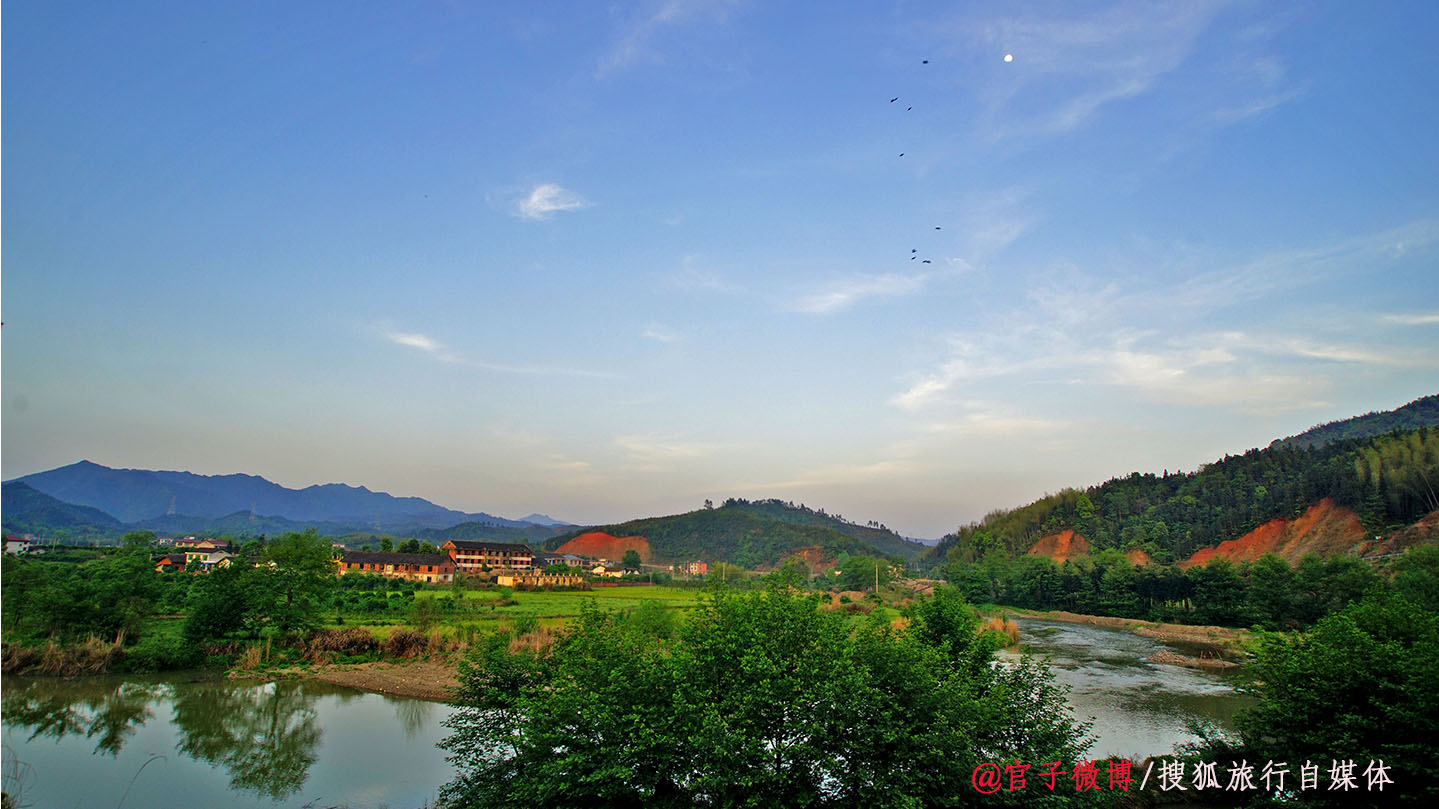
[309,627,379,657]
[119,634,204,672]
[382,628,429,659]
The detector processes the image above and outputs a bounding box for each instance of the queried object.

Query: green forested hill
[925,426,1439,568]
[715,498,926,560]
[414,521,568,545]
[2,481,123,539]
[542,505,899,569]
[1271,394,1439,450]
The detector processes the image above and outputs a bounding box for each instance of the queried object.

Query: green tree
[440,585,1094,808]
[250,530,336,636]
[121,530,157,550]
[1232,594,1439,806]
[1391,543,1439,611]
[1246,553,1298,630]
[621,549,643,569]
[837,554,889,592]
[184,563,253,642]
[378,537,394,552]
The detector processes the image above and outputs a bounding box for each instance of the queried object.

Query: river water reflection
[997,616,1253,761]
[4,620,1248,805]
[2,675,455,809]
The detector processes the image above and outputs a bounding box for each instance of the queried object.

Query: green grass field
[332,584,709,637]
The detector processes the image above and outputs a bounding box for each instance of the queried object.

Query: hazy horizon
[5,1,1437,537]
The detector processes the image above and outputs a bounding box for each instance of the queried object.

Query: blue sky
[4,0,1437,537]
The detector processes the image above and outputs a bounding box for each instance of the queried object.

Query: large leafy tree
[183,530,335,641]
[1233,593,1439,806]
[441,585,1098,808]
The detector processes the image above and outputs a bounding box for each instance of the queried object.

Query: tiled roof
[444,540,534,553]
[341,551,452,566]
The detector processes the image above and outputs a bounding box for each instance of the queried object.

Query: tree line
[944,545,1439,630]
[928,427,1439,567]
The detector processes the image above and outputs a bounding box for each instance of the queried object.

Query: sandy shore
[307,657,462,702]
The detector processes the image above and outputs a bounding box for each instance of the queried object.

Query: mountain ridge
[5,460,545,534]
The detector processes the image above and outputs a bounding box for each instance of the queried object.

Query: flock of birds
[891,59,941,267]
[886,54,1012,268]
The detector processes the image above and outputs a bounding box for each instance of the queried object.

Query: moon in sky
[1004,53,1013,62]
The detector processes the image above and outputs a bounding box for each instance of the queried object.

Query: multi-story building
[442,540,534,574]
[337,550,455,584]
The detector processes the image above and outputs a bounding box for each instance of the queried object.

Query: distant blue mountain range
[5,460,548,534]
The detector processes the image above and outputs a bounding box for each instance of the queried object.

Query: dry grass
[235,643,265,671]
[1,644,41,674]
[382,628,429,659]
[7,635,127,676]
[507,626,560,655]
[982,616,1021,647]
[427,630,459,654]
[308,628,379,660]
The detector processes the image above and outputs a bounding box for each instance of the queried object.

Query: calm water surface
[3,620,1248,806]
[997,616,1252,760]
[1,675,455,809]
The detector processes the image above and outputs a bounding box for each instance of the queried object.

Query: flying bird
[934,226,942,230]
[890,97,898,103]
[922,60,929,64]
[922,260,932,264]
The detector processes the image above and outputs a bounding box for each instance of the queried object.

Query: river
[2,619,1248,806]
[997,616,1252,761]
[1,675,456,809]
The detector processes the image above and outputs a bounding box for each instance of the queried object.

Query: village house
[154,553,188,572]
[495,571,586,588]
[337,550,455,584]
[672,560,708,576]
[4,535,33,555]
[185,548,234,568]
[442,540,534,575]
[154,549,233,572]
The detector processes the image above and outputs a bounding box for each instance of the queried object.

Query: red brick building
[337,550,455,584]
[442,540,534,575]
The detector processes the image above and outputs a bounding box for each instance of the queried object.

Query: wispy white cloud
[514,183,590,220]
[613,433,737,472]
[921,407,1066,438]
[962,0,1231,137]
[1383,312,1439,326]
[891,221,1439,414]
[734,459,913,491]
[598,0,738,76]
[666,258,742,293]
[792,267,964,315]
[381,327,620,378]
[642,324,683,344]
[387,331,442,353]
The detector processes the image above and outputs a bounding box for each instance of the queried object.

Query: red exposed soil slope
[1360,510,1439,559]
[1181,498,1367,569]
[783,546,837,573]
[1027,530,1090,564]
[1125,548,1154,566]
[555,531,651,563]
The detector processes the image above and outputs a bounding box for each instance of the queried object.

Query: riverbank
[986,607,1254,662]
[245,655,463,701]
